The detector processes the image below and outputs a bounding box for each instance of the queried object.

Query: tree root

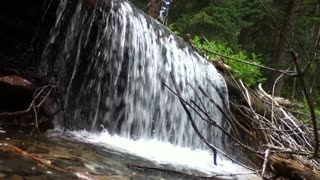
[0,75,56,133]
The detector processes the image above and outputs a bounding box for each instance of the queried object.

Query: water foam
[68,130,253,177]
[41,0,256,177]
[44,0,229,149]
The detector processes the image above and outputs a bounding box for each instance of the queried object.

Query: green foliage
[296,0,320,54]
[130,0,320,107]
[169,0,246,49]
[167,23,181,35]
[295,104,320,126]
[301,0,320,26]
[191,36,266,87]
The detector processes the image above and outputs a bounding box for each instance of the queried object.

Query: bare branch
[197,47,296,76]
[289,50,319,157]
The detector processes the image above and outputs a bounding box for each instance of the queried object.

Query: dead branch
[256,0,319,158]
[167,69,320,178]
[261,148,270,177]
[197,47,295,76]
[164,77,257,171]
[290,50,319,157]
[0,85,54,117]
[30,104,40,135]
[167,73,217,165]
[197,86,264,155]
[0,85,55,133]
[211,172,258,177]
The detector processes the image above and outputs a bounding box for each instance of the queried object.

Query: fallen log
[0,75,34,90]
[0,75,34,113]
[270,154,320,180]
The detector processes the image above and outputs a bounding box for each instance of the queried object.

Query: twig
[212,172,258,177]
[271,73,285,124]
[289,50,319,157]
[0,85,54,117]
[189,83,239,137]
[256,0,319,157]
[198,86,264,155]
[166,87,258,171]
[261,148,270,177]
[165,81,265,157]
[197,47,295,76]
[30,105,41,135]
[0,85,54,133]
[165,76,258,171]
[167,74,217,165]
[255,121,310,133]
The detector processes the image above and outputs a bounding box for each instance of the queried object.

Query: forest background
[131,0,320,122]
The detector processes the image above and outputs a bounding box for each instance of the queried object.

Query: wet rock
[0,132,227,180]
[0,76,33,113]
[25,145,49,154]
[0,152,42,176]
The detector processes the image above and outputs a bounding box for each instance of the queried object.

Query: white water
[67,130,255,178]
[42,0,258,177]
[44,0,229,149]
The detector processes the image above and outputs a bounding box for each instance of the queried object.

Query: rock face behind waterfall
[42,0,229,149]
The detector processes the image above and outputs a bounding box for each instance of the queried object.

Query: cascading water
[41,0,243,175]
[43,0,229,149]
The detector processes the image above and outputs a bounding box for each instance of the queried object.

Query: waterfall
[42,0,229,150]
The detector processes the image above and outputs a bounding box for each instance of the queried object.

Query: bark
[270,154,320,180]
[310,4,320,61]
[268,0,301,96]
[309,4,320,93]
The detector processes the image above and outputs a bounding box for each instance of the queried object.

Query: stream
[0,127,259,180]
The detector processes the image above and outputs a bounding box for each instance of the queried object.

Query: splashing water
[67,130,255,177]
[43,0,229,149]
[40,0,241,175]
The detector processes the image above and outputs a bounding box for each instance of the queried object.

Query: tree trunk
[268,0,301,96]
[309,4,320,94]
